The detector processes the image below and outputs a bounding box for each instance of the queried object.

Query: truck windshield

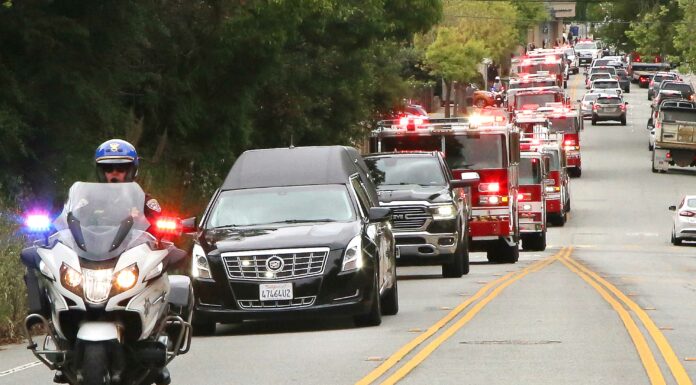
[444,134,506,170]
[549,117,578,133]
[206,185,355,228]
[519,158,542,184]
[516,94,558,110]
[662,110,696,122]
[379,136,441,152]
[364,157,446,187]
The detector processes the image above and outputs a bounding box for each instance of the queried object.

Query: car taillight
[478,182,500,193]
[620,104,626,111]
[679,211,696,217]
[593,104,600,111]
[666,152,672,159]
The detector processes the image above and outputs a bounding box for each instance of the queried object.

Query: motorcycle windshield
[51,182,154,261]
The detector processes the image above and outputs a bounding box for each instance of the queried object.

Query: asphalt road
[3,72,696,385]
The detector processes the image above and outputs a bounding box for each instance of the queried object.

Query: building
[527,2,576,48]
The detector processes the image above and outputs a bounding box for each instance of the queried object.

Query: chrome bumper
[394,231,459,258]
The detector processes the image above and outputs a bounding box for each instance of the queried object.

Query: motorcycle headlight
[192,244,211,279]
[431,204,457,220]
[342,235,363,272]
[114,264,139,291]
[60,263,82,297]
[82,268,114,304]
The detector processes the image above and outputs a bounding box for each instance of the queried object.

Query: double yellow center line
[356,247,692,385]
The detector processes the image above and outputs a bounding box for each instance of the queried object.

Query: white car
[590,79,622,96]
[586,72,612,89]
[578,92,601,118]
[670,196,696,245]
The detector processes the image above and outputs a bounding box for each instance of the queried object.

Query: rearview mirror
[452,172,480,188]
[369,207,391,222]
[669,205,677,211]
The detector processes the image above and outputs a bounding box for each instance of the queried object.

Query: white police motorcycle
[21,182,192,385]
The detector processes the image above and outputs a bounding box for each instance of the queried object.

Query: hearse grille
[221,248,329,281]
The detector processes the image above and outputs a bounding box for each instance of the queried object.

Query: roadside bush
[0,204,26,343]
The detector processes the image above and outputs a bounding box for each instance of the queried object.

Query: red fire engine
[518,149,549,251]
[537,105,584,177]
[512,55,567,89]
[531,137,571,226]
[509,87,566,115]
[370,117,521,263]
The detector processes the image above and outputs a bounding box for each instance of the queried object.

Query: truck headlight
[431,204,457,220]
[342,235,363,272]
[192,244,211,279]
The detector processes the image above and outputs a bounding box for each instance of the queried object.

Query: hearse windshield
[206,185,356,228]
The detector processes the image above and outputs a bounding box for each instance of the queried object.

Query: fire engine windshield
[379,136,441,152]
[516,94,558,110]
[546,150,560,171]
[549,117,578,134]
[519,158,542,184]
[444,134,506,170]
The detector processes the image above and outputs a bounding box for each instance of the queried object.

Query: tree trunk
[444,80,451,118]
[152,127,168,163]
[452,82,459,117]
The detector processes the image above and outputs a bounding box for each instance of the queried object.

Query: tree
[625,2,681,60]
[422,27,488,117]
[673,0,696,71]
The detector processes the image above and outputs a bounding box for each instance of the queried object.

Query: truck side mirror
[452,172,480,188]
[369,207,391,222]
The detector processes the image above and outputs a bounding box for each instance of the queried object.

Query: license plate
[259,283,293,301]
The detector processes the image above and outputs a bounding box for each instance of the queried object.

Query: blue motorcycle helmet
[94,139,139,182]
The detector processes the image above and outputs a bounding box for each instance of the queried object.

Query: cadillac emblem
[265,256,285,273]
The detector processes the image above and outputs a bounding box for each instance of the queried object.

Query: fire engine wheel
[521,233,546,251]
[549,213,566,227]
[486,240,519,264]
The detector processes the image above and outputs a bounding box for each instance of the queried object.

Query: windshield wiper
[263,219,336,225]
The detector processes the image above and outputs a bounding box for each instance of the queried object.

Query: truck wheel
[621,116,627,126]
[651,151,658,173]
[354,273,382,327]
[442,237,465,278]
[626,87,630,94]
[381,268,399,316]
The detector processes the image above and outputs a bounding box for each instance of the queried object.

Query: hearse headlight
[192,244,211,279]
[342,235,363,272]
[430,204,457,220]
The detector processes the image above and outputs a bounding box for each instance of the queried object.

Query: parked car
[591,94,627,125]
[669,196,696,245]
[189,146,399,333]
[364,152,479,277]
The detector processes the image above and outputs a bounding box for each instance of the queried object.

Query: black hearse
[187,146,398,334]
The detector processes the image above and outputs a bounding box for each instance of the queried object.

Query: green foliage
[625,2,681,59]
[0,202,26,343]
[674,0,696,71]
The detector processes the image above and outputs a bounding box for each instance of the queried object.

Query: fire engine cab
[510,87,566,115]
[537,105,584,177]
[532,136,571,226]
[370,117,521,263]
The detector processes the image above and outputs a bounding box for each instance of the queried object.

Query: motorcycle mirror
[669,205,677,211]
[182,217,197,234]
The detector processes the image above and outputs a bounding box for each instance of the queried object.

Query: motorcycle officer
[492,76,504,92]
[95,139,162,220]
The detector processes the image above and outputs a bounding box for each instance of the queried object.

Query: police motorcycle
[21,182,192,385]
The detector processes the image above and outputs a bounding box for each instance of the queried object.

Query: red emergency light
[155,217,182,235]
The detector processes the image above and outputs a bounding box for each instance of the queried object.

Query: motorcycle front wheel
[81,343,110,385]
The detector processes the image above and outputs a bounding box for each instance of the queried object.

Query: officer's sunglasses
[102,164,129,173]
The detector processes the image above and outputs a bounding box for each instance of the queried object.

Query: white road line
[0,361,42,377]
